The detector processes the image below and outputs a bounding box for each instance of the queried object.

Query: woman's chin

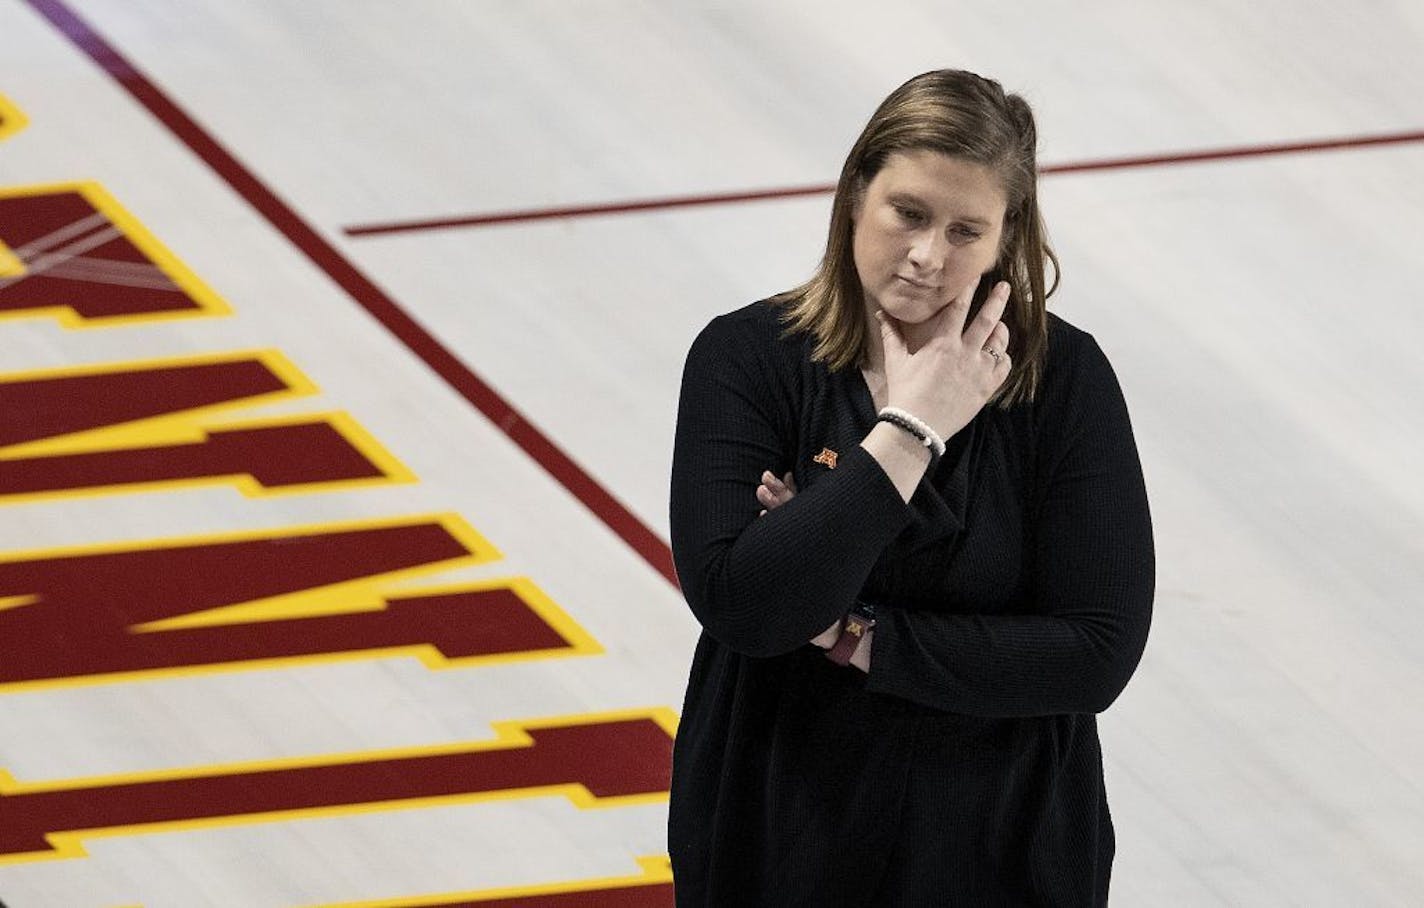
[881,299,946,326]
[866,288,952,328]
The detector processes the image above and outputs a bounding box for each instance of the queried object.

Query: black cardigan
[668,299,1155,906]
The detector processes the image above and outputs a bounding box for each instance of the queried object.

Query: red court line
[343,128,1424,237]
[25,0,678,588]
[346,183,838,236]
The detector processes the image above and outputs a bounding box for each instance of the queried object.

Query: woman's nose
[907,231,944,270]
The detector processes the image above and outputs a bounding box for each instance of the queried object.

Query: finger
[763,481,797,509]
[764,471,786,492]
[985,321,1013,375]
[756,484,777,507]
[942,275,981,335]
[770,473,796,496]
[983,321,1010,359]
[963,280,1011,350]
[988,348,1013,386]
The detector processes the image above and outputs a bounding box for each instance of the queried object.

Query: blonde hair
[774,69,1059,406]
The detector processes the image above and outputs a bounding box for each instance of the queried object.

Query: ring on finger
[982,346,1002,362]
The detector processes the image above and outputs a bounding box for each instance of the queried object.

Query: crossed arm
[670,315,1153,717]
[753,470,869,666]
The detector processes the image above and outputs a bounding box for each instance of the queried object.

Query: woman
[668,69,1154,905]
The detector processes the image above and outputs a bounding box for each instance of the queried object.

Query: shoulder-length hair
[773,69,1059,407]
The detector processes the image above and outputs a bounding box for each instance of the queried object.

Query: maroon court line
[343,128,1424,237]
[346,183,838,236]
[25,0,679,588]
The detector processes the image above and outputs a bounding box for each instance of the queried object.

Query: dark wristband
[825,601,877,666]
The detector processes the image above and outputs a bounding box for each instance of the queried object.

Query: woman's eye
[894,206,924,223]
[950,225,982,241]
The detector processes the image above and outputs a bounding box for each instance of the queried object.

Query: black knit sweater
[667,299,1154,906]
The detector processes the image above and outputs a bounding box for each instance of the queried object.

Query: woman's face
[851,149,1008,327]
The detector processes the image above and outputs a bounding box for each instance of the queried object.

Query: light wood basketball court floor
[0,1,1420,905]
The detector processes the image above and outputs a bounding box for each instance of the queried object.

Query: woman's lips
[896,275,937,290]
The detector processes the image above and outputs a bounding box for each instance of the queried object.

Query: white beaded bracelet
[877,406,946,458]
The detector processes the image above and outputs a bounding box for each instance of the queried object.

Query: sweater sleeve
[669,310,913,658]
[864,331,1155,716]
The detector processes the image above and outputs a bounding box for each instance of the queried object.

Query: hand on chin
[881,299,951,348]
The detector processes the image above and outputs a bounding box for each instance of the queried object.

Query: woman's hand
[879,277,1013,440]
[755,469,796,515]
[756,470,851,655]
[810,621,842,650]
